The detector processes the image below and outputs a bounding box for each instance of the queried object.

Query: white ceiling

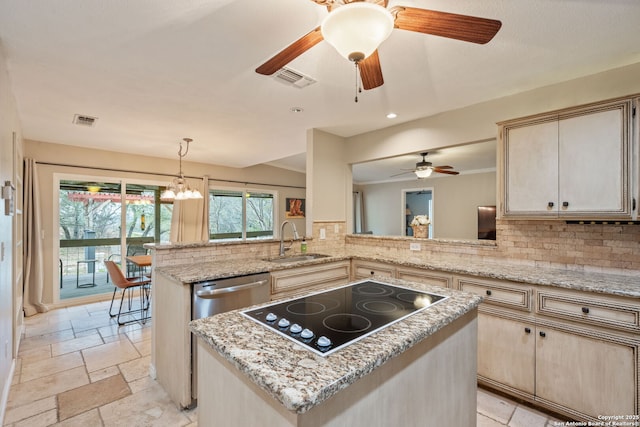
[1,0,639,178]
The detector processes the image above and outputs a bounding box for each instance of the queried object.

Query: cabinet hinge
[633,106,636,117]
[634,198,637,211]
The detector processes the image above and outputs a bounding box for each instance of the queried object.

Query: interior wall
[307,129,350,222]
[24,139,306,306]
[0,42,21,424]
[362,172,496,239]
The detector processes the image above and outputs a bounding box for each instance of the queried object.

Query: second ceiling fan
[393,152,460,178]
[256,0,502,90]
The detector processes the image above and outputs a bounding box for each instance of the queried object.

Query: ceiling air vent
[72,114,98,127]
[273,67,316,89]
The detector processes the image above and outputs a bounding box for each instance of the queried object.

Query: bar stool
[104,260,152,325]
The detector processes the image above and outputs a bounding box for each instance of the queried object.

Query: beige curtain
[23,159,48,316]
[169,176,209,243]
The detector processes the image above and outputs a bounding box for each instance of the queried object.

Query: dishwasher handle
[195,279,268,299]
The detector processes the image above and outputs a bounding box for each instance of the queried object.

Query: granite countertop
[189,278,483,414]
[155,251,640,299]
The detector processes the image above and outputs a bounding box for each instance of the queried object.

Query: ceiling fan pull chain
[354,61,359,103]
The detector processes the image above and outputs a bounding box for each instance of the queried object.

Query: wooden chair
[104,260,152,325]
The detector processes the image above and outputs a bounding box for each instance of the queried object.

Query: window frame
[208,186,278,241]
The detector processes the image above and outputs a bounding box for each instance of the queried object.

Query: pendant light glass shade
[321,2,394,62]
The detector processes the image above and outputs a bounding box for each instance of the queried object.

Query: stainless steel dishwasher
[191,272,270,400]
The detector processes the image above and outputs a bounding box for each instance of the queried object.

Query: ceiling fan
[255,0,502,91]
[392,152,460,178]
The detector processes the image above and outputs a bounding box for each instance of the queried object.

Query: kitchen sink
[263,253,330,264]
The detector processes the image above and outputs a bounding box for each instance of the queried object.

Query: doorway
[403,188,433,237]
[57,178,172,300]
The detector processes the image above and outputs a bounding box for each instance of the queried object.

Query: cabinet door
[535,326,637,418]
[477,312,535,395]
[559,106,628,215]
[504,120,558,215]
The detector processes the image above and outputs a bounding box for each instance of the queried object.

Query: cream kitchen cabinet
[477,312,535,397]
[500,96,636,219]
[534,321,637,420]
[351,259,396,280]
[458,274,640,421]
[395,266,452,289]
[270,260,350,299]
[351,261,452,289]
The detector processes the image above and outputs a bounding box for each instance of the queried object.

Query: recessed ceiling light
[290,107,304,113]
[386,112,397,119]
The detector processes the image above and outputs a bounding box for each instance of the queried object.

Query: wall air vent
[273,67,316,89]
[72,114,98,127]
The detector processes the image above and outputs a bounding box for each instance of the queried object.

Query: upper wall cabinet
[498,97,637,220]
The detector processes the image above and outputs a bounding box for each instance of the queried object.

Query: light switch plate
[409,242,421,251]
[319,228,326,240]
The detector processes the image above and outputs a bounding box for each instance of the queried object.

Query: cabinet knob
[562,201,569,208]
[524,327,531,334]
[582,307,590,314]
[547,202,554,208]
[485,290,492,296]
[370,271,375,276]
[539,331,546,338]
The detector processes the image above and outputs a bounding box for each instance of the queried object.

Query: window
[209,189,275,240]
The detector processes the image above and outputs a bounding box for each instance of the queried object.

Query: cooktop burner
[241,280,448,356]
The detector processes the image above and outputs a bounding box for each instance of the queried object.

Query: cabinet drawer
[352,260,395,280]
[537,291,640,332]
[396,267,451,289]
[271,261,350,296]
[457,278,532,312]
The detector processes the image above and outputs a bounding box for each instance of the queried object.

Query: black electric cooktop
[241,280,448,357]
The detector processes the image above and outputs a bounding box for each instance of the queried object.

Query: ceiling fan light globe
[415,168,433,178]
[321,2,394,61]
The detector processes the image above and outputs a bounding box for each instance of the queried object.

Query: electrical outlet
[334,224,339,233]
[319,228,326,240]
[410,242,421,251]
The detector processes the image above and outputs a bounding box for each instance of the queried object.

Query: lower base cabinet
[271,260,350,299]
[478,312,535,396]
[479,311,638,420]
[535,323,637,419]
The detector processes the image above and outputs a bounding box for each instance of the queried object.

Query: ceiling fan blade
[255,27,324,75]
[434,165,453,169]
[359,50,384,90]
[390,170,414,177]
[390,6,502,44]
[434,169,460,175]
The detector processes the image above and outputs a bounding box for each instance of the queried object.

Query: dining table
[125,254,152,279]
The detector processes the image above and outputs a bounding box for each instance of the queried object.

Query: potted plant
[410,215,430,238]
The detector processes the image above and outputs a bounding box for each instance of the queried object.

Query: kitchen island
[189,278,483,427]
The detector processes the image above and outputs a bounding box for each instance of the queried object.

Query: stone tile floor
[3,300,564,426]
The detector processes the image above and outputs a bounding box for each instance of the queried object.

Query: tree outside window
[209,189,274,240]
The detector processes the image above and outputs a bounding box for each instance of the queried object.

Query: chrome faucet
[279,220,299,256]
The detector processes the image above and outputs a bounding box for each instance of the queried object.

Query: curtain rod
[35,161,306,190]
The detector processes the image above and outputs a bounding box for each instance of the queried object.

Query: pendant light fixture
[160,138,203,201]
